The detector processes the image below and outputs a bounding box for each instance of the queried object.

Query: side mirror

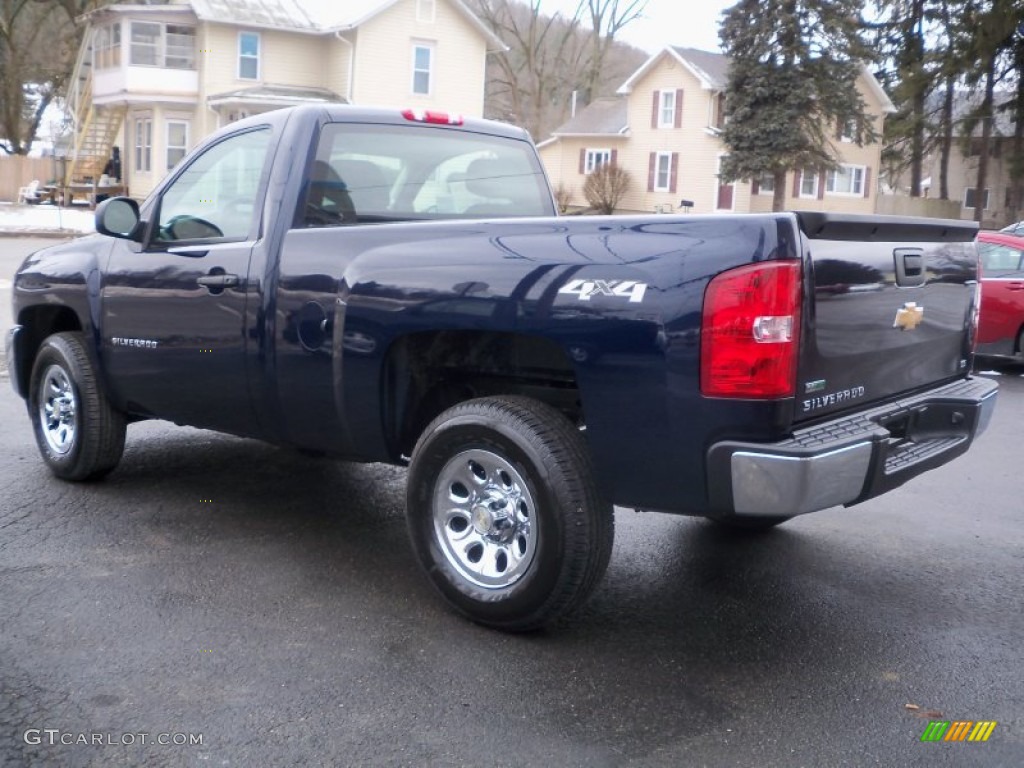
[95,197,142,241]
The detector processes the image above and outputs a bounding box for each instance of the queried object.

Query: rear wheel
[28,332,126,481]
[406,396,613,631]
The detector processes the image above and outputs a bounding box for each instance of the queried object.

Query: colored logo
[893,301,924,331]
[920,720,997,742]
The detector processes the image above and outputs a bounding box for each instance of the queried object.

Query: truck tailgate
[795,213,980,423]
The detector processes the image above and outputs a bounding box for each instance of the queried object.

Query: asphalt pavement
[1,236,1022,766]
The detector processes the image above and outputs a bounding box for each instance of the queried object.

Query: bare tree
[583,163,631,213]
[0,0,101,155]
[471,0,646,139]
[552,182,574,213]
[575,0,647,105]
[474,0,585,139]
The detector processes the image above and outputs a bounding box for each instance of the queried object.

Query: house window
[412,43,433,95]
[130,22,160,66]
[239,32,260,80]
[134,118,152,173]
[128,22,194,68]
[964,187,990,210]
[826,164,865,195]
[840,117,857,143]
[94,23,121,69]
[655,152,673,191]
[659,90,676,128]
[166,120,189,171]
[417,0,436,22]
[756,172,775,194]
[799,168,819,198]
[165,25,195,69]
[585,149,611,174]
[713,93,727,129]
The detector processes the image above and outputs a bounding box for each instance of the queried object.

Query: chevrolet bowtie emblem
[893,302,924,331]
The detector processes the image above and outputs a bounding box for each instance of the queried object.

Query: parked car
[976,231,1024,368]
[999,221,1024,236]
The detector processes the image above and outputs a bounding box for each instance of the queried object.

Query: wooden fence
[0,156,62,203]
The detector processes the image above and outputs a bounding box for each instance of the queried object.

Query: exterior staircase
[64,36,125,188]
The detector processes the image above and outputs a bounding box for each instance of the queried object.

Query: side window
[155,127,271,243]
[979,243,1024,275]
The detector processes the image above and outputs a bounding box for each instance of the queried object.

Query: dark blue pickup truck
[6,105,998,629]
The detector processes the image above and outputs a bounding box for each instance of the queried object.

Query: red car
[976,231,1024,367]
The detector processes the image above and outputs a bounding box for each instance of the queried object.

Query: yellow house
[66,0,504,199]
[539,46,895,215]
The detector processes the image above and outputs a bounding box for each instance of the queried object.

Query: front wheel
[406,396,613,631]
[28,332,126,481]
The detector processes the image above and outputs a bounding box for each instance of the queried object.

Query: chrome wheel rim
[38,364,77,455]
[432,449,538,589]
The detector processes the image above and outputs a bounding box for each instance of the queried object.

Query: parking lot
[1,237,1022,766]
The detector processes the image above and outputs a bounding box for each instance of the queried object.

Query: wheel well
[383,330,581,458]
[14,306,83,395]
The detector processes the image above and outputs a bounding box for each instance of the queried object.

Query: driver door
[101,126,273,436]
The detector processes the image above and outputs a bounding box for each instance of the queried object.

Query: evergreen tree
[718,0,877,211]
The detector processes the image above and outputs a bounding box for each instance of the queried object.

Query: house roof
[193,0,505,50]
[303,0,506,52]
[191,0,317,32]
[617,46,725,94]
[550,97,628,137]
[207,84,345,107]
[616,45,896,114]
[100,0,505,50]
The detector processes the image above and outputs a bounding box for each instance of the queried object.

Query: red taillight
[701,261,802,399]
[401,109,464,126]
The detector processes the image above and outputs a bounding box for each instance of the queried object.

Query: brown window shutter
[610,149,618,166]
[792,171,801,198]
[674,89,683,128]
[669,152,679,193]
[579,148,586,174]
[652,91,660,128]
[863,166,871,198]
[817,170,826,200]
[751,178,760,195]
[648,152,656,191]
[835,118,843,140]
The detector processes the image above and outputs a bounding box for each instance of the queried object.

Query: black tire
[28,332,126,481]
[406,396,613,631]
[706,515,792,532]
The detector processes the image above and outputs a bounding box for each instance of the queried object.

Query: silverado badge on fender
[893,302,924,331]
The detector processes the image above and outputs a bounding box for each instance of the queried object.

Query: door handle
[1007,282,1024,291]
[197,274,239,288]
[894,248,926,287]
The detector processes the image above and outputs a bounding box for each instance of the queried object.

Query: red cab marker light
[401,109,464,126]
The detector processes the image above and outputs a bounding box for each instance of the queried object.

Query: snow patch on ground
[0,203,95,234]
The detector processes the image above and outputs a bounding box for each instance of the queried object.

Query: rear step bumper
[706,377,998,517]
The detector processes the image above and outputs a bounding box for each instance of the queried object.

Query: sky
[534,0,735,54]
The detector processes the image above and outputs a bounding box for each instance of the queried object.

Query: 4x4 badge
[893,302,924,331]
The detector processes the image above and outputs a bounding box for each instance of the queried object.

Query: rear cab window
[298,122,553,227]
